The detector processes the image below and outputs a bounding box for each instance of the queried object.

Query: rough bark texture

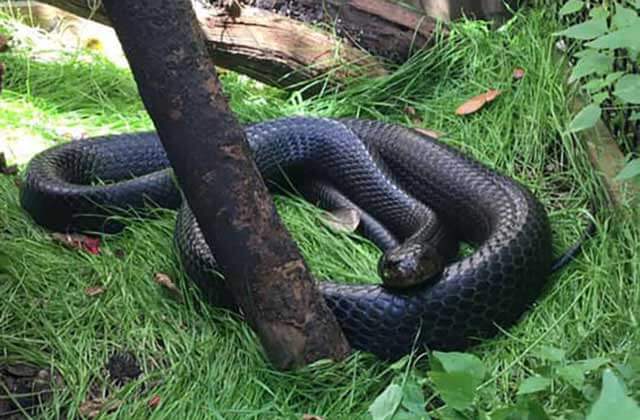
[253,0,440,63]
[99,0,350,369]
[572,96,640,206]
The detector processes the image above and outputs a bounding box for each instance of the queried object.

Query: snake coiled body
[20,117,552,360]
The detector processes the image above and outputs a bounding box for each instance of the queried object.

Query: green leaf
[591,92,609,104]
[559,0,584,16]
[491,399,550,420]
[605,71,625,85]
[587,26,640,51]
[612,5,640,29]
[585,71,625,93]
[557,359,608,390]
[570,50,613,82]
[615,159,640,181]
[557,18,608,40]
[400,379,428,417]
[431,351,486,384]
[589,6,608,19]
[429,371,476,411]
[369,384,403,420]
[630,111,640,121]
[389,356,410,372]
[614,74,640,104]
[587,369,640,420]
[535,346,566,363]
[568,104,601,132]
[517,376,552,395]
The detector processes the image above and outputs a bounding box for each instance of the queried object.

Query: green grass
[0,6,638,419]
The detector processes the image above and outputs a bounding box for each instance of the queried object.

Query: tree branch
[99,0,351,369]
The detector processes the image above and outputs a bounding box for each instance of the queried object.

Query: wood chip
[302,415,325,420]
[79,398,122,419]
[84,286,105,297]
[320,208,361,234]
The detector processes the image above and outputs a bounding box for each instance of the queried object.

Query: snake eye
[379,244,444,289]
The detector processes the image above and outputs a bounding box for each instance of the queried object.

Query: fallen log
[33,0,442,89]
[99,0,351,369]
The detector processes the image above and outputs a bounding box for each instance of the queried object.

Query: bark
[99,0,350,369]
[254,0,440,63]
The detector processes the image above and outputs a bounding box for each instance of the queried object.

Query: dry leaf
[302,415,325,420]
[513,68,525,80]
[0,35,9,53]
[51,233,101,255]
[154,273,184,302]
[455,89,502,116]
[79,398,122,419]
[403,105,417,117]
[85,286,105,297]
[320,208,361,233]
[403,105,423,125]
[414,128,442,138]
[484,89,501,102]
[148,395,161,409]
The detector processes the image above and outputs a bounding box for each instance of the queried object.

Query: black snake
[20,117,556,360]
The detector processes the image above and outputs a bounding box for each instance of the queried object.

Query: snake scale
[20,117,553,360]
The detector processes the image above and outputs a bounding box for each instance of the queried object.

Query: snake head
[378,243,444,289]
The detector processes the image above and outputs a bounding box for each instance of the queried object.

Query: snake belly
[20,117,552,360]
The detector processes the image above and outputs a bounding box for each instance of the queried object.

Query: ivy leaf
[517,376,552,395]
[557,357,609,389]
[570,50,613,82]
[431,351,486,385]
[568,104,601,132]
[534,346,566,363]
[591,92,609,104]
[614,74,640,104]
[589,6,608,19]
[587,26,640,51]
[612,5,640,29]
[491,399,550,420]
[556,18,608,40]
[614,159,640,181]
[587,369,640,420]
[400,379,429,418]
[369,384,403,420]
[429,371,476,411]
[428,352,485,409]
[559,0,584,16]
